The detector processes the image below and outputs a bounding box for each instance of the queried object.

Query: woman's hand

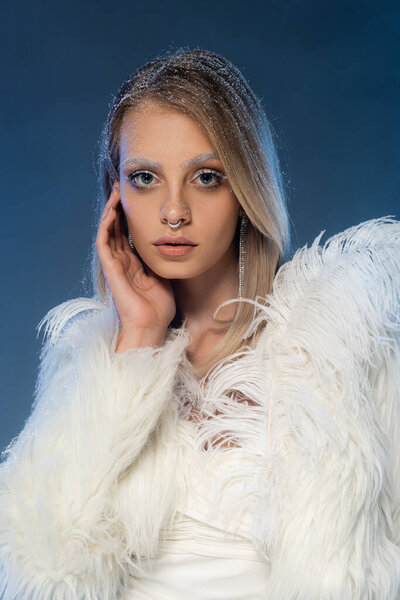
[95,184,177,337]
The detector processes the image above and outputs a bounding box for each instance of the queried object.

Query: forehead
[119,102,213,154]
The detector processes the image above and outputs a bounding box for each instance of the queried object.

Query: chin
[150,262,197,280]
[154,268,191,280]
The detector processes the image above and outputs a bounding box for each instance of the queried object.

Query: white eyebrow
[122,153,220,169]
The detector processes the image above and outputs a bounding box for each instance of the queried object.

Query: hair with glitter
[90,47,291,378]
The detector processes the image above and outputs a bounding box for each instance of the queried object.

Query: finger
[100,199,120,259]
[96,209,115,266]
[101,197,119,224]
[97,206,114,243]
[101,185,120,221]
[100,203,112,223]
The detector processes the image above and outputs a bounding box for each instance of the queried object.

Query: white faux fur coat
[0,215,399,599]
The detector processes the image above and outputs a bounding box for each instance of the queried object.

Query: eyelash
[125,168,225,192]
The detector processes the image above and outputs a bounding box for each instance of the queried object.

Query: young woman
[1,48,399,600]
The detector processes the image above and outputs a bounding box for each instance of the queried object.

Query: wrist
[114,328,166,354]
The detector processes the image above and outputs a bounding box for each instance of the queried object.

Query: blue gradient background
[1,0,399,451]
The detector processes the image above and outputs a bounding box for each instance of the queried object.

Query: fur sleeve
[0,297,189,600]
[254,215,400,599]
[370,328,400,547]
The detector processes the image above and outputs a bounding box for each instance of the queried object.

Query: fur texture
[0,215,399,599]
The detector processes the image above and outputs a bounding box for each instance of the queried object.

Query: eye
[194,169,225,189]
[126,170,158,190]
[125,168,226,192]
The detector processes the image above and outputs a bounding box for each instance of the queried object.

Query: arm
[0,297,188,600]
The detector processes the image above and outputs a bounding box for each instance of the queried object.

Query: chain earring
[128,230,135,252]
[238,212,248,299]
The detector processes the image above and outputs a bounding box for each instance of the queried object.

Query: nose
[160,191,192,227]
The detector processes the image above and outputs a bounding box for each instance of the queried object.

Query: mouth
[154,236,197,246]
[154,243,197,257]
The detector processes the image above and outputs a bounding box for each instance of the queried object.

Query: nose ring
[167,219,183,229]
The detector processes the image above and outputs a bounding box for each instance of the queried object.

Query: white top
[126,420,271,599]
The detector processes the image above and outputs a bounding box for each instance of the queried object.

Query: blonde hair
[91,47,291,378]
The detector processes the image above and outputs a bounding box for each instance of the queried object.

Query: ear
[239,206,244,218]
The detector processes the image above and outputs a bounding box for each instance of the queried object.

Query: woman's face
[118,101,242,280]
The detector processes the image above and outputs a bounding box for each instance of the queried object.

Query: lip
[155,245,196,257]
[154,235,197,245]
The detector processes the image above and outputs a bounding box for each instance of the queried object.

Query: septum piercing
[167,220,183,229]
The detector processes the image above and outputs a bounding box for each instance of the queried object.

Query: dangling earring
[238,212,248,299]
[128,230,134,252]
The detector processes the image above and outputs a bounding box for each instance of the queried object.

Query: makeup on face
[153,234,198,257]
[155,244,197,257]
[118,106,239,274]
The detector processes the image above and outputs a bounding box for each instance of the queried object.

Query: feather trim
[187,215,400,598]
[35,296,106,348]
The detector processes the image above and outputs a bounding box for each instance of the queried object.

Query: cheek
[123,201,154,236]
[202,211,240,252]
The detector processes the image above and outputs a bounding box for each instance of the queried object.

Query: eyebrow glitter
[122,153,220,169]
